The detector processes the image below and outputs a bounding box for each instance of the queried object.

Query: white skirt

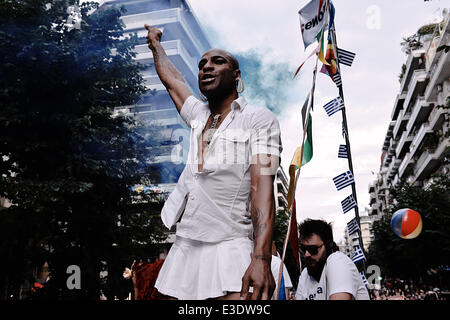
[155,235,253,300]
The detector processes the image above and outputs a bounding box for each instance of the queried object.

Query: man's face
[300,234,327,275]
[198,49,239,99]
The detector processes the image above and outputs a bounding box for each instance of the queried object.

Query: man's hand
[241,256,275,300]
[240,154,279,300]
[144,24,162,51]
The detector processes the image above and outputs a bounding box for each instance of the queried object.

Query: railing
[400,50,425,93]
[398,152,411,178]
[404,69,427,111]
[410,122,432,157]
[428,106,447,130]
[396,130,413,158]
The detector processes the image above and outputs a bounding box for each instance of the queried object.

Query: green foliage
[0,0,167,299]
[400,22,439,54]
[398,63,407,83]
[417,23,439,37]
[274,209,300,288]
[367,175,450,281]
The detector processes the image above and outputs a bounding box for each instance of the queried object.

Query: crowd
[369,280,448,300]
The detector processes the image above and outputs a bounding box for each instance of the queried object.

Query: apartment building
[103,0,211,186]
[369,12,450,219]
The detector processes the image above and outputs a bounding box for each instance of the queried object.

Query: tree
[274,209,300,289]
[367,174,450,284]
[0,0,167,299]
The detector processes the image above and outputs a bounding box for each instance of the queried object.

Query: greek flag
[352,245,366,263]
[337,48,356,67]
[360,271,369,287]
[333,72,342,87]
[323,97,344,117]
[341,194,357,214]
[332,170,354,191]
[347,218,360,235]
[338,144,348,158]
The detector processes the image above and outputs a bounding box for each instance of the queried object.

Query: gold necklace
[204,110,229,145]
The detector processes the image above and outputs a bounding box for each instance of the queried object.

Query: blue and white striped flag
[332,170,354,191]
[360,271,369,287]
[347,218,360,235]
[337,48,356,67]
[333,72,342,87]
[323,97,345,117]
[352,245,366,263]
[338,144,348,158]
[341,194,357,214]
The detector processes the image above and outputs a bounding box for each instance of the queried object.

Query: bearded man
[295,219,370,300]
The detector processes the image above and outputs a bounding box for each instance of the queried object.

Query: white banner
[298,0,328,49]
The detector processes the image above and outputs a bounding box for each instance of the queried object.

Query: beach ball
[391,208,423,239]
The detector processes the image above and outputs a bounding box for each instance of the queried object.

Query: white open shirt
[160,95,283,242]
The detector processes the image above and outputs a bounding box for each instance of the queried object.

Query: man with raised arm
[145,25,282,300]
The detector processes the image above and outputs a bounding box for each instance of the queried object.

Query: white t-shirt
[295,251,370,300]
[271,255,293,300]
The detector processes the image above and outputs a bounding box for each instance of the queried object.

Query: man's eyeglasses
[299,243,324,256]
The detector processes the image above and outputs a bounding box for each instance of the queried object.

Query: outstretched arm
[145,24,192,113]
[241,154,278,300]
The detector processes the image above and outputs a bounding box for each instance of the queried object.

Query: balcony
[120,7,210,58]
[369,207,378,217]
[391,93,406,120]
[411,137,449,183]
[387,158,402,180]
[409,123,433,158]
[382,121,396,151]
[429,105,448,131]
[395,130,413,158]
[277,181,288,196]
[400,49,425,92]
[393,110,411,140]
[400,50,425,94]
[424,18,450,103]
[405,98,433,135]
[368,182,375,193]
[411,151,436,183]
[277,167,289,186]
[135,40,197,77]
[403,69,428,111]
[142,74,195,94]
[398,152,416,179]
[277,193,288,210]
[369,193,376,205]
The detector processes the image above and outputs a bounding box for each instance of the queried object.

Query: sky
[187,0,448,242]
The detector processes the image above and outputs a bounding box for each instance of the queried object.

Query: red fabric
[133,259,166,300]
[32,282,44,292]
[318,0,325,17]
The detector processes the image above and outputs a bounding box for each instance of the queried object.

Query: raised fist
[144,24,162,50]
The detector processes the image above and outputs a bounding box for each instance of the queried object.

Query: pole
[329,21,367,274]
[274,2,329,298]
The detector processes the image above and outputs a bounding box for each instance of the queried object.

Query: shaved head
[201,48,239,70]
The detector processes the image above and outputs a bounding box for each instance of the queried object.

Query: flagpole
[274,44,319,301]
[275,2,329,299]
[328,14,367,273]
